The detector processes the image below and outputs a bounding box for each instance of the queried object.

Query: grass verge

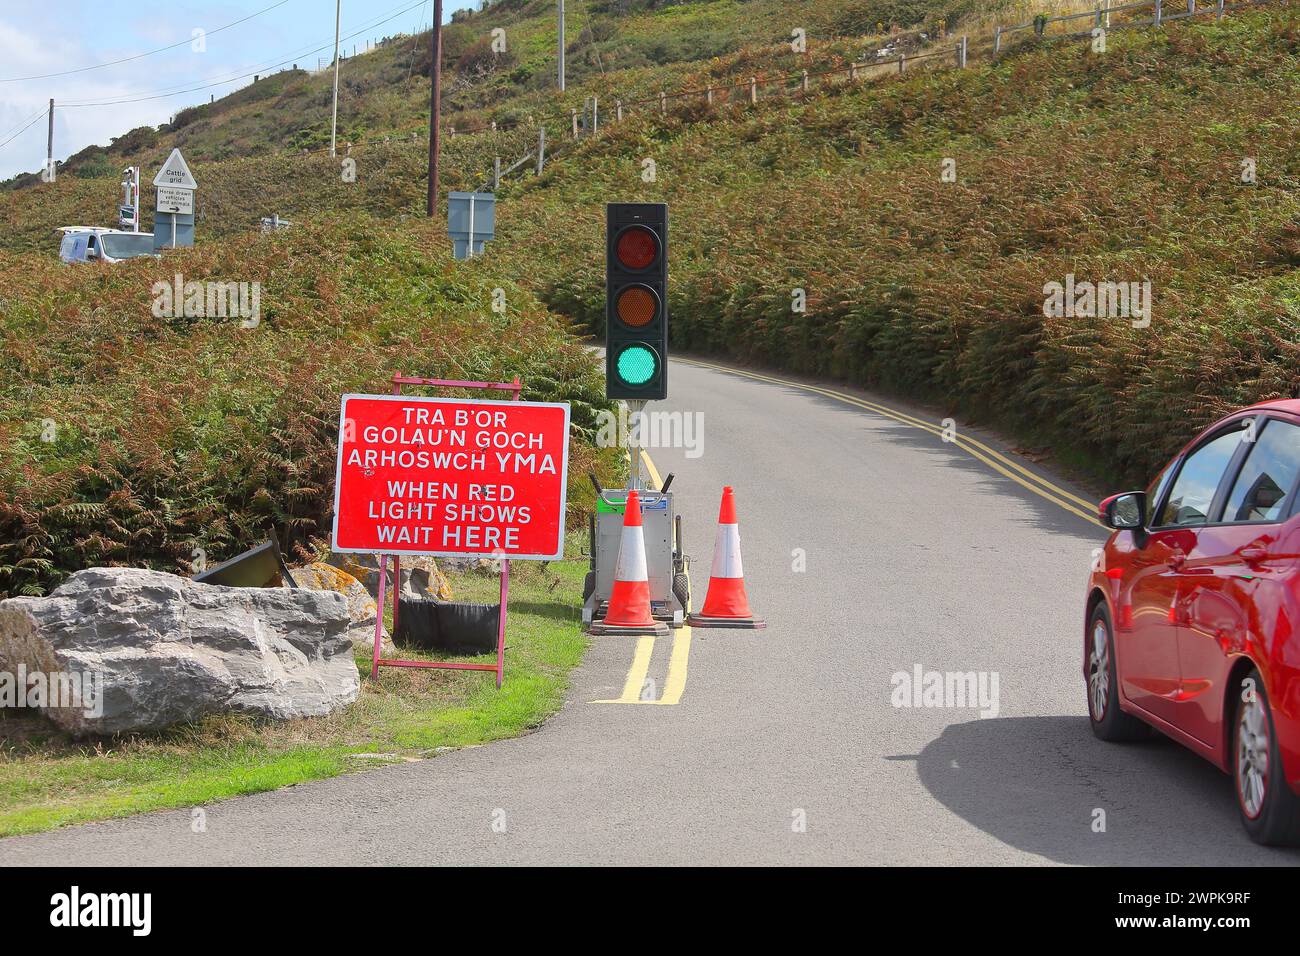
[0,551,588,837]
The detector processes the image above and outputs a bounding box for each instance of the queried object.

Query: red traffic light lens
[616,226,659,270]
[616,286,658,328]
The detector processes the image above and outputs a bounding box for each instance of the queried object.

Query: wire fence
[66,0,1280,219]
[452,0,1284,195]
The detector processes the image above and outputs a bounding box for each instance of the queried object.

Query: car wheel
[1234,668,1300,846]
[1087,603,1149,742]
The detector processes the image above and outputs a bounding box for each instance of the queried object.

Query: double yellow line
[592,628,693,706]
[676,357,1104,528]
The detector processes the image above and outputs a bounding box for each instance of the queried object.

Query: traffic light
[606,203,667,401]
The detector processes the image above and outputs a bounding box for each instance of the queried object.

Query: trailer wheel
[673,572,691,614]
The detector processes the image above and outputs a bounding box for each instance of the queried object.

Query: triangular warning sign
[152,148,197,189]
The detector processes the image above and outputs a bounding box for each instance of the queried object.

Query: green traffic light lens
[617,345,658,386]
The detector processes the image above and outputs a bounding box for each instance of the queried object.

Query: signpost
[151,148,197,251]
[332,375,571,686]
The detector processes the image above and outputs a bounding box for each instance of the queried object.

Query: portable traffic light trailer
[606,203,668,401]
[583,483,690,630]
[587,202,691,631]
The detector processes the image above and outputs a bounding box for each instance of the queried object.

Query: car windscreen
[100,234,155,259]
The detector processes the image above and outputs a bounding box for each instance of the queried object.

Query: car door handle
[1241,546,1267,565]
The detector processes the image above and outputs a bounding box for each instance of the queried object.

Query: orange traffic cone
[590,489,670,637]
[687,487,766,629]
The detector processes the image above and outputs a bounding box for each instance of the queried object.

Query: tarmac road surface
[4,357,1296,865]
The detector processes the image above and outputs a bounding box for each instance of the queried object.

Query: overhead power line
[0,111,47,152]
[59,0,432,108]
[0,0,295,83]
[0,107,48,144]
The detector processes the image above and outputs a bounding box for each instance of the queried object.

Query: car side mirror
[1100,492,1146,531]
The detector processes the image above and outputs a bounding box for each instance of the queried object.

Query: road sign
[156,186,193,215]
[332,394,571,560]
[447,191,496,260]
[152,148,197,189]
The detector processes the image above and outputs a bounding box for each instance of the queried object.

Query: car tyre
[1087,603,1150,742]
[1234,668,1300,846]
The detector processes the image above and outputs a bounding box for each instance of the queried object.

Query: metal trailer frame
[369,372,522,689]
[582,485,690,629]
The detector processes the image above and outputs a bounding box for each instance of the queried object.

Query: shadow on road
[904,715,1300,864]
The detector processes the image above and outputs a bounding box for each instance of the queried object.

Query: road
[4,356,1297,865]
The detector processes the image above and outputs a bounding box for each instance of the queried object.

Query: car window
[1157,428,1245,526]
[1146,462,1172,505]
[1222,420,1300,523]
[100,233,155,260]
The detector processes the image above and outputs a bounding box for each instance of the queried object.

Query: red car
[1088,399,1300,845]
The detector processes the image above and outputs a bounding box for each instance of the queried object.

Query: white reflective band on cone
[615,524,649,581]
[711,523,743,578]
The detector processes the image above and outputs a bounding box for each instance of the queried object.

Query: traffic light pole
[627,399,646,491]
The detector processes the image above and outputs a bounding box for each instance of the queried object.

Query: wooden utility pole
[46,99,53,178]
[427,0,444,217]
[329,0,341,157]
[558,0,566,91]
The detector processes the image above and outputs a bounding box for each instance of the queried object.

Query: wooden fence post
[750,76,758,104]
[616,100,623,122]
[899,53,906,74]
[1155,0,1163,25]
[994,25,1002,53]
[849,61,858,80]
[659,92,667,114]
[571,109,578,139]
[536,126,546,175]
[493,156,500,190]
[801,70,809,93]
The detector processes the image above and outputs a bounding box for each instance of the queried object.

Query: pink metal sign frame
[369,372,523,688]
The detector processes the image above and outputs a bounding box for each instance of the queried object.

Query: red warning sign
[331,394,571,560]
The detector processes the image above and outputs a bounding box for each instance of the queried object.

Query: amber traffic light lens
[616,226,659,270]
[616,286,658,328]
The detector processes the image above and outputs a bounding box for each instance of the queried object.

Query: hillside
[0,215,614,597]
[2,0,1003,187]
[2,0,1299,595]
[486,3,1300,485]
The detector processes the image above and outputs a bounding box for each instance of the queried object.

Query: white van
[58,227,157,264]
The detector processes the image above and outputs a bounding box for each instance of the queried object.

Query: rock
[326,553,453,602]
[289,562,393,656]
[0,567,359,736]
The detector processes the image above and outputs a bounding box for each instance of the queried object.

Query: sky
[0,0,478,181]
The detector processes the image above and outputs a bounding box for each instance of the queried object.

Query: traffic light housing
[606,203,667,401]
